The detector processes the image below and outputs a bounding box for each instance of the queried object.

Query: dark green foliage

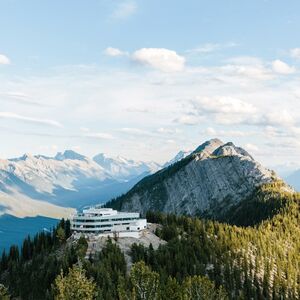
[143,187,300,299]
[117,261,227,300]
[0,219,74,299]
[83,238,127,300]
[0,283,10,300]
[213,180,293,226]
[76,235,88,259]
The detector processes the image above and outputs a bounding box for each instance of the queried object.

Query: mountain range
[0,150,162,218]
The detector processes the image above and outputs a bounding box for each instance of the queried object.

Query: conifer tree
[0,284,10,300]
[130,261,160,300]
[53,265,97,300]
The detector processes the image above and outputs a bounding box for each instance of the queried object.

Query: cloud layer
[1,45,300,168]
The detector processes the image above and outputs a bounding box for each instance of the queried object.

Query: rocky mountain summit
[107,139,289,219]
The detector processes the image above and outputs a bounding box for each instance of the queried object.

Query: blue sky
[0,0,300,170]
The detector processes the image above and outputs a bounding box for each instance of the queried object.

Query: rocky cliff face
[107,139,285,218]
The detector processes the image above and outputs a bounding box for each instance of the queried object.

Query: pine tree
[130,261,160,300]
[53,265,97,300]
[162,277,182,300]
[0,284,10,300]
[183,275,228,300]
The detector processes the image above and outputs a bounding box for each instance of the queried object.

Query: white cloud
[120,127,153,136]
[244,143,259,152]
[0,112,62,127]
[188,43,220,53]
[111,1,137,20]
[262,110,295,127]
[83,132,114,140]
[157,127,181,134]
[39,144,59,152]
[214,109,295,128]
[263,126,289,138]
[221,64,273,80]
[203,127,251,137]
[0,54,10,65]
[223,56,295,79]
[0,92,47,106]
[126,107,151,113]
[132,48,185,72]
[226,56,263,65]
[166,139,176,144]
[203,127,217,135]
[106,47,186,72]
[188,42,237,54]
[80,127,90,132]
[193,96,256,115]
[79,127,114,139]
[174,115,200,125]
[104,47,127,57]
[272,60,295,75]
[181,96,295,129]
[290,48,300,60]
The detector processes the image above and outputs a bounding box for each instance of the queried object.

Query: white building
[71,207,147,237]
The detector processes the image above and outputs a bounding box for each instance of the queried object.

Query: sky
[0,0,300,171]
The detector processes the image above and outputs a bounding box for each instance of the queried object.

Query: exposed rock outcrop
[107,139,286,218]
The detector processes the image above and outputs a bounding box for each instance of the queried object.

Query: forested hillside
[0,182,299,299]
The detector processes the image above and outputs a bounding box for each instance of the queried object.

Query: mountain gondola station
[70,206,147,239]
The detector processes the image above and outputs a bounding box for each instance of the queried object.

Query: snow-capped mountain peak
[164,150,192,168]
[93,153,161,181]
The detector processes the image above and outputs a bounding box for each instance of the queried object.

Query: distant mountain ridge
[106,139,291,220]
[0,150,161,218]
[93,153,160,181]
[163,150,192,168]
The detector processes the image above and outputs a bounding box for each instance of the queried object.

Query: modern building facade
[71,206,147,235]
